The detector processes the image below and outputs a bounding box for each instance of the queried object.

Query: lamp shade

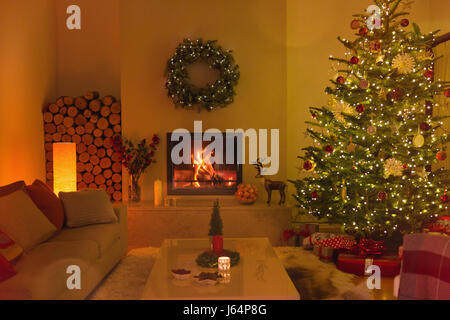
[53,143,77,196]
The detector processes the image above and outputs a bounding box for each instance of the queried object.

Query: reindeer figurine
[253,159,286,206]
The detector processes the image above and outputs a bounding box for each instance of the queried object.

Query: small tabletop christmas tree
[209,199,223,236]
[289,0,450,247]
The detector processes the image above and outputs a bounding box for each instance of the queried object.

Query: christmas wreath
[196,250,240,268]
[165,38,240,111]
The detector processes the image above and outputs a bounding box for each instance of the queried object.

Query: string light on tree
[289,0,450,246]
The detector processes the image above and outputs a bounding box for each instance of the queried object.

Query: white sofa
[0,205,127,300]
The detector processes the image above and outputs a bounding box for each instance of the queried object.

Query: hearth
[166,133,242,195]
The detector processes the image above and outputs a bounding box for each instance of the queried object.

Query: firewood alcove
[42,92,122,201]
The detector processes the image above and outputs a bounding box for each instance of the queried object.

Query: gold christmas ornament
[347,137,356,153]
[359,79,370,90]
[413,133,425,147]
[331,99,357,124]
[367,125,377,135]
[384,158,404,178]
[392,53,416,74]
[378,88,388,100]
[376,54,385,65]
[341,185,347,201]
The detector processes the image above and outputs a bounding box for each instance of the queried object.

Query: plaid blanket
[398,233,450,300]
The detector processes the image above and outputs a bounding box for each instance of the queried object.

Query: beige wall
[0,0,57,185]
[120,0,287,201]
[55,0,120,98]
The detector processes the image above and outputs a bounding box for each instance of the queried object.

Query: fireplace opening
[167,133,242,195]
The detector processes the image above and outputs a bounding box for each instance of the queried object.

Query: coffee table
[141,237,300,300]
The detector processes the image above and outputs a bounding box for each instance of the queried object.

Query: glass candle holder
[218,256,231,272]
[219,271,231,284]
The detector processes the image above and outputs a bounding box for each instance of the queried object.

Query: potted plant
[209,199,223,254]
[112,134,160,202]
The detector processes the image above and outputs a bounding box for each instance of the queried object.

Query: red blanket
[398,233,450,300]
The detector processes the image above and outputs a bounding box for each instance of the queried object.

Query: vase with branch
[112,134,160,202]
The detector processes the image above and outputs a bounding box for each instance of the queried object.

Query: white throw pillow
[0,189,57,251]
[59,189,118,228]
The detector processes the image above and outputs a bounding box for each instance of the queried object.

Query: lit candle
[218,256,230,272]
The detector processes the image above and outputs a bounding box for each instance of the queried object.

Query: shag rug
[89,247,371,300]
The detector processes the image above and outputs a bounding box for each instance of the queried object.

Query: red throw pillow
[0,230,23,263]
[0,254,16,283]
[25,180,65,232]
[0,181,25,197]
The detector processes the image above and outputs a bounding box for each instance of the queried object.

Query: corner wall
[55,0,121,98]
[0,0,57,185]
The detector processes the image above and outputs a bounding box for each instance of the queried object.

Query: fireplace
[167,133,242,195]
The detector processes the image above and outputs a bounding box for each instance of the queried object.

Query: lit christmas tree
[289,0,450,246]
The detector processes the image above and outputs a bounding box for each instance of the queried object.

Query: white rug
[89,246,370,300]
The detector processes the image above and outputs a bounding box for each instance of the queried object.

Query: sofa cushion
[0,181,25,197]
[49,222,121,258]
[59,189,118,228]
[0,190,57,251]
[0,240,98,299]
[25,180,65,232]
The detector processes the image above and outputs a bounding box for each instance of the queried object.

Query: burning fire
[190,149,227,188]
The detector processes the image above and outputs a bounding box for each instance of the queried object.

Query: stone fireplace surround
[126,197,292,250]
[127,132,290,249]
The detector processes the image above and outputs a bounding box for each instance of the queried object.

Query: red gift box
[337,253,401,277]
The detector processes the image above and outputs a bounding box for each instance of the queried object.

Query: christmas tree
[208,199,223,236]
[289,0,450,246]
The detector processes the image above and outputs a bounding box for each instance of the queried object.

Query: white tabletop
[141,237,300,300]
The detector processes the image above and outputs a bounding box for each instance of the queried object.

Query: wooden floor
[354,276,396,300]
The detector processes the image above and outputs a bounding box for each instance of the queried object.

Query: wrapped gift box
[302,232,337,250]
[298,223,319,236]
[313,245,334,261]
[337,253,401,277]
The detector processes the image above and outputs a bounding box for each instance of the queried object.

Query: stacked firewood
[43,92,122,201]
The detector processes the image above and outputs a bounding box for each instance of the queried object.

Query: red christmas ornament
[425,70,434,78]
[436,151,447,161]
[312,191,318,199]
[420,122,430,132]
[350,19,360,30]
[350,56,359,65]
[303,160,314,171]
[445,90,450,97]
[403,164,408,170]
[401,19,409,27]
[356,104,365,113]
[359,27,369,35]
[378,191,387,201]
[336,76,345,84]
[324,145,334,154]
[441,194,449,204]
[389,88,403,101]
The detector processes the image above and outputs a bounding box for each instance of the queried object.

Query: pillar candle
[154,179,163,207]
